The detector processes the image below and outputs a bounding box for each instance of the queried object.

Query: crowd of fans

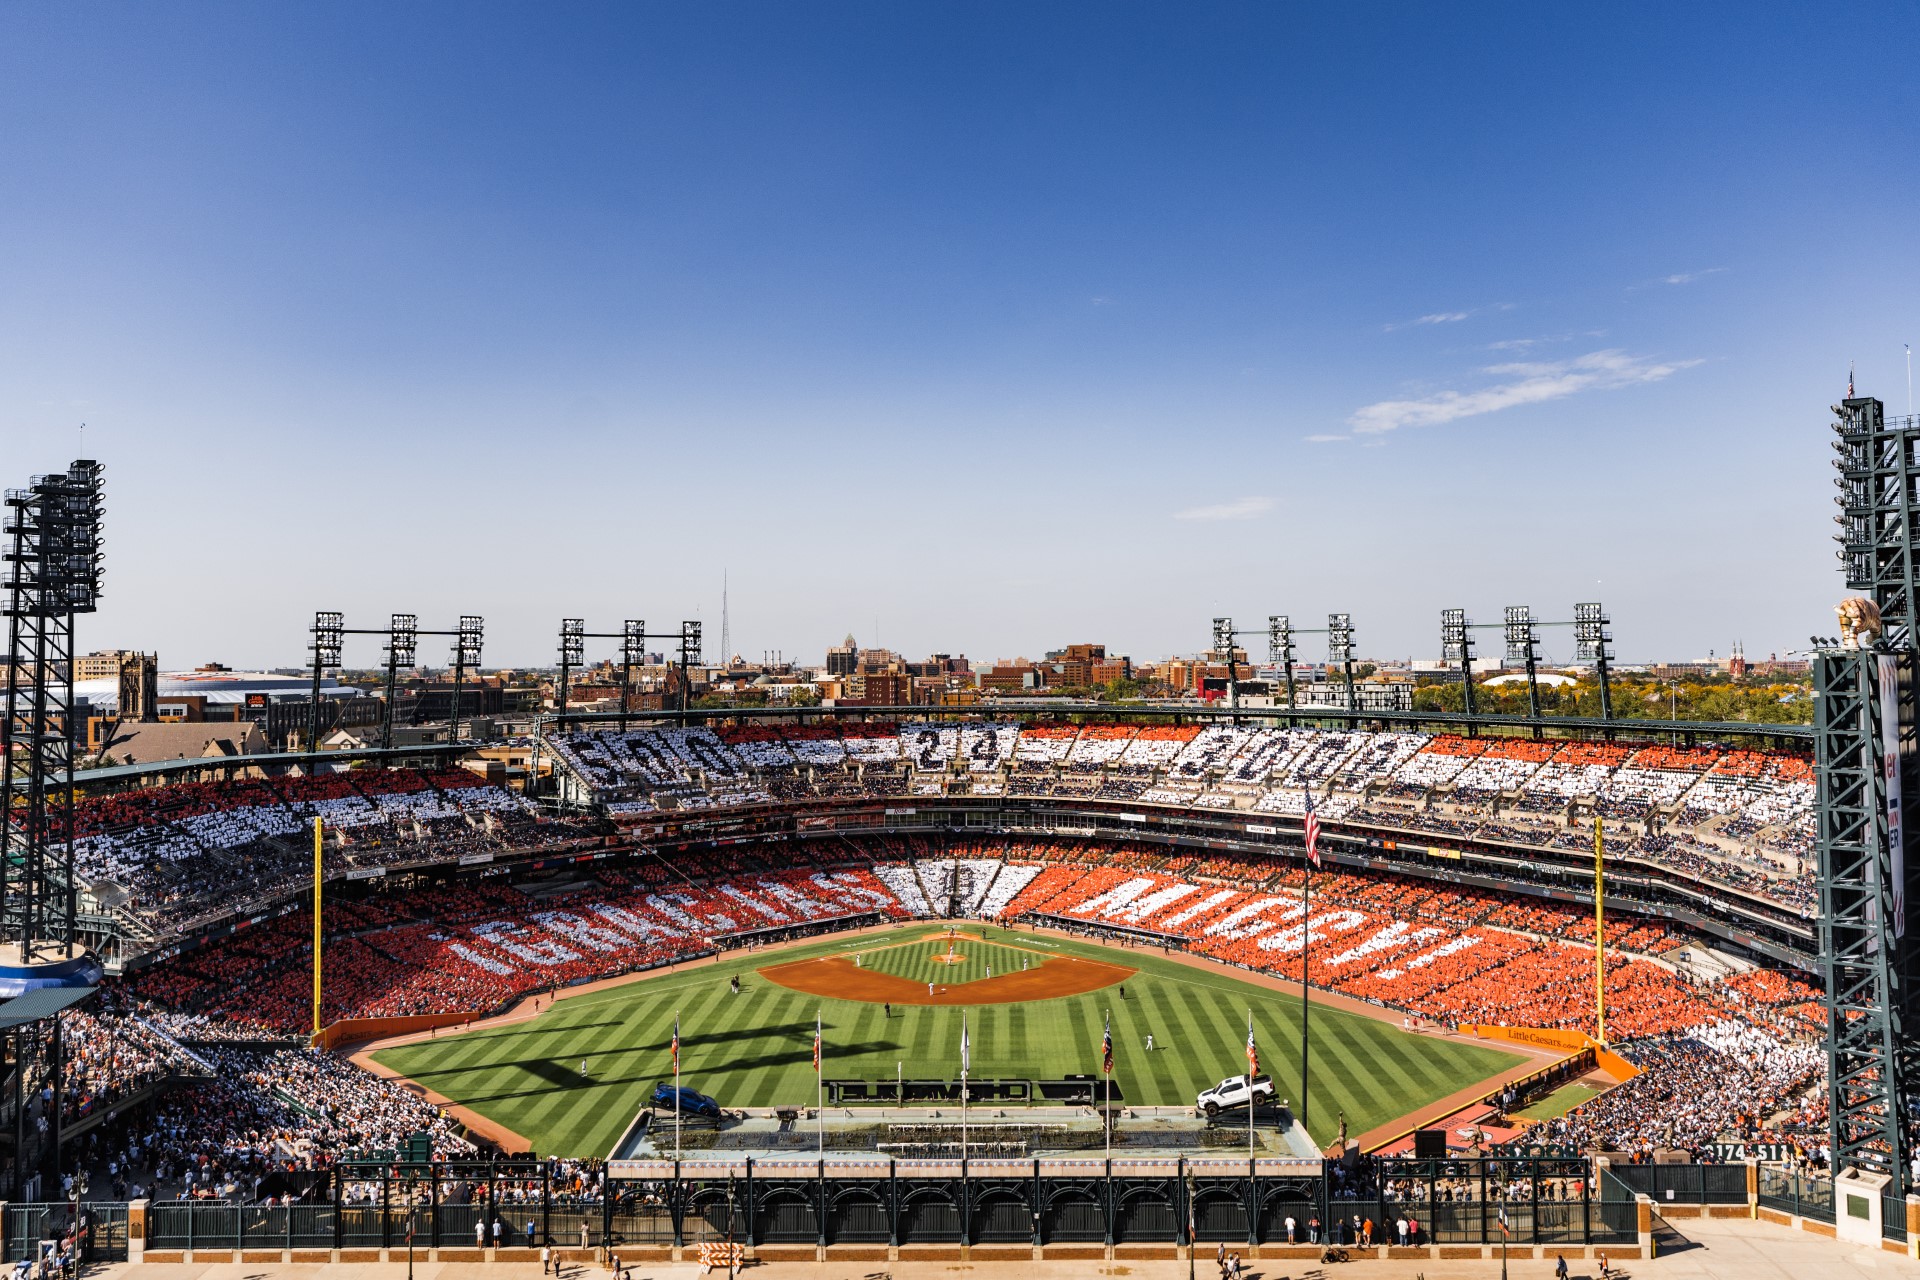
[1518,1022,1823,1158]
[547,722,1816,917]
[78,768,582,936]
[68,828,1821,1170]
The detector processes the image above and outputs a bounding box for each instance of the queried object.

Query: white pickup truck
[1196,1073,1274,1116]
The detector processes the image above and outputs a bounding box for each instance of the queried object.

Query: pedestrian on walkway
[541,1243,551,1274]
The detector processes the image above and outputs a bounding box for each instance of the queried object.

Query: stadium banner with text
[1468,1025,1640,1082]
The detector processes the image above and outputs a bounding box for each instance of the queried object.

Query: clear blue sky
[3,3,1915,669]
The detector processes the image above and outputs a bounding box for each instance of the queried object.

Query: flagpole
[816,1011,824,1157]
[1593,817,1606,1045]
[1248,1009,1256,1164]
[674,1010,682,1161]
[1104,1008,1112,1166]
[1300,854,1312,1144]
[961,1012,969,1165]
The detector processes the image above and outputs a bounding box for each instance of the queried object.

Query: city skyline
[3,4,1916,667]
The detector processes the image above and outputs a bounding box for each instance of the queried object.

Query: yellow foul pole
[1593,814,1605,1045]
[312,816,324,1041]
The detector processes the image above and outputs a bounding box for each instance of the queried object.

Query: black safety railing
[134,1155,1640,1251]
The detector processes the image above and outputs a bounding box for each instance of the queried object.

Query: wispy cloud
[1089,294,1115,306]
[1174,495,1274,521]
[1486,329,1604,353]
[1628,267,1727,291]
[1347,349,1701,435]
[1303,433,1349,443]
[1383,303,1513,332]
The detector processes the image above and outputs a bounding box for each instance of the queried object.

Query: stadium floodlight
[1505,604,1544,726]
[1269,615,1298,710]
[1267,615,1293,665]
[48,461,104,614]
[1573,602,1609,660]
[557,618,586,728]
[1574,602,1615,723]
[380,614,418,752]
[1213,616,1233,657]
[675,620,703,713]
[311,611,345,668]
[1326,613,1356,713]
[1326,613,1352,664]
[456,615,485,667]
[387,614,418,668]
[1440,608,1470,663]
[620,619,646,731]
[1503,605,1536,664]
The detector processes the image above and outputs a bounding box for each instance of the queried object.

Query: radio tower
[720,569,729,667]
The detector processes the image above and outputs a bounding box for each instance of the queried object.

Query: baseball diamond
[370,922,1524,1157]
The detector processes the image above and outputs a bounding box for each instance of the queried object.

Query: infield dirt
[759,932,1134,1005]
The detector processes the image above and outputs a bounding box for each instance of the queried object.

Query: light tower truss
[0,461,103,958]
[1819,395,1920,1192]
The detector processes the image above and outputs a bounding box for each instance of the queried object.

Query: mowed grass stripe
[373,922,1522,1155]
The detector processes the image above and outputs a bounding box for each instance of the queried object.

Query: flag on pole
[1246,1012,1259,1076]
[1102,1013,1113,1075]
[813,1013,822,1073]
[961,1015,971,1076]
[671,1014,680,1070]
[1303,789,1322,868]
[1498,1206,1511,1239]
[1849,362,1856,397]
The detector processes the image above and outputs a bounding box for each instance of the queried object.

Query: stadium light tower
[308,611,344,753]
[1504,604,1543,731]
[1817,392,1920,1193]
[678,621,703,713]
[1441,608,1475,720]
[382,614,418,751]
[0,460,105,968]
[1211,616,1238,712]
[451,615,484,741]
[1573,602,1615,723]
[621,619,645,731]
[557,618,585,729]
[1327,613,1356,712]
[0,460,105,1200]
[1267,616,1297,710]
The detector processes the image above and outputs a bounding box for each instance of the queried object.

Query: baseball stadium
[0,398,1911,1280]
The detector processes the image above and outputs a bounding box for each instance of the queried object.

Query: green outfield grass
[373,923,1522,1157]
[855,932,1048,983]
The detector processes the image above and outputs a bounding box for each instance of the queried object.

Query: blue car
[652,1083,721,1118]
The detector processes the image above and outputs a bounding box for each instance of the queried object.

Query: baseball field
[371,922,1522,1157]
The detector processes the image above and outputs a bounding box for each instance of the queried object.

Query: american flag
[1849,362,1856,397]
[812,1014,821,1073]
[1102,1014,1113,1075]
[1246,1013,1259,1076]
[961,1015,971,1077]
[671,1014,680,1070]
[1303,788,1321,868]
